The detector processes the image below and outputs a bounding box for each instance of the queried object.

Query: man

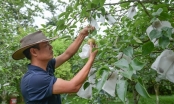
[12,26,98,104]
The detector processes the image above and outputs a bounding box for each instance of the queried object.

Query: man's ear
[30,48,38,57]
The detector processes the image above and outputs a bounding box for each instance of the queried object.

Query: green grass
[62,94,174,104]
[133,95,174,104]
[15,93,174,104]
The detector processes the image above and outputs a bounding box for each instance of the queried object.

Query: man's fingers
[87,25,95,33]
[89,42,93,50]
[89,42,96,48]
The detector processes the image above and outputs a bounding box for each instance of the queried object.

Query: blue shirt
[21,59,61,104]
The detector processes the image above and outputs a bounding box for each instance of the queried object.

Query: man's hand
[79,25,95,36]
[89,42,98,60]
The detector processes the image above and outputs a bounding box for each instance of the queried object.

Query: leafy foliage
[0,0,59,103]
[51,39,73,80]
[52,0,174,103]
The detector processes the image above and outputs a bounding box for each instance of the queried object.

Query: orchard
[0,0,174,104]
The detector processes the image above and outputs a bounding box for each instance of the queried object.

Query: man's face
[36,41,53,61]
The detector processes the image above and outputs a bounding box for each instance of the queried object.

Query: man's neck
[31,59,48,71]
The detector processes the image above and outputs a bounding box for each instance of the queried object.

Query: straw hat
[12,30,58,60]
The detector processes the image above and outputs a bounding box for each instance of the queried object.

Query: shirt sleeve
[28,73,57,101]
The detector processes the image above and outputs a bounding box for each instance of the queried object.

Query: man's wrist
[79,33,87,38]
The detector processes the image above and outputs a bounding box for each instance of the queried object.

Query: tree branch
[137,1,151,18]
[104,0,160,5]
[168,7,174,11]
[104,0,138,5]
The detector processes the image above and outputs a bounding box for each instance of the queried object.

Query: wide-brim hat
[12,30,58,60]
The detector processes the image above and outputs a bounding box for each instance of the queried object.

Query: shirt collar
[28,64,47,72]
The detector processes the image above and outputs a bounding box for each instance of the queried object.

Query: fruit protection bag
[76,82,92,99]
[88,68,96,87]
[151,49,174,83]
[102,70,118,97]
[77,68,96,99]
[79,44,90,59]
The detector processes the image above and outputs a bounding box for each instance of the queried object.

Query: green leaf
[99,39,107,45]
[159,36,170,49]
[97,66,110,76]
[91,30,97,36]
[97,51,105,59]
[0,66,2,70]
[130,58,145,71]
[83,82,90,90]
[149,29,162,40]
[156,8,163,15]
[134,19,142,26]
[58,12,67,19]
[123,46,133,58]
[153,4,167,10]
[120,65,134,80]
[56,19,66,30]
[90,3,98,8]
[92,47,98,52]
[115,58,129,70]
[96,71,109,92]
[60,35,72,40]
[133,36,142,43]
[142,41,154,55]
[100,7,106,16]
[150,17,157,23]
[152,12,157,16]
[66,5,73,12]
[152,8,163,16]
[70,25,77,29]
[81,8,90,18]
[117,80,128,103]
[92,0,99,5]
[135,83,150,98]
[74,1,79,9]
[135,79,151,98]
[99,0,106,6]
[161,27,173,38]
[120,2,130,8]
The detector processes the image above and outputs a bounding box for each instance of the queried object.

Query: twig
[107,71,114,80]
[137,0,151,18]
[104,0,138,5]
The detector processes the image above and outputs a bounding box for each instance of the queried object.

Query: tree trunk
[154,83,159,104]
[133,87,140,104]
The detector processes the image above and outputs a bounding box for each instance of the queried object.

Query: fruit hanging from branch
[88,38,96,45]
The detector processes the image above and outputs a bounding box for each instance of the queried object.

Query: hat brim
[12,36,58,60]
